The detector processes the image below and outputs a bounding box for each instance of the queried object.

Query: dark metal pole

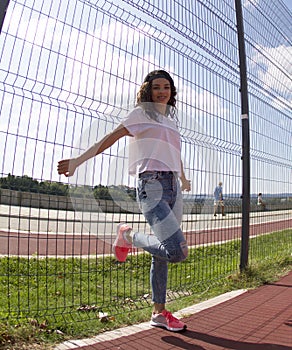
[234,0,250,271]
[0,0,10,34]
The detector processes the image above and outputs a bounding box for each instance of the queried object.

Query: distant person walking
[213,181,225,217]
[257,193,266,211]
[57,70,191,332]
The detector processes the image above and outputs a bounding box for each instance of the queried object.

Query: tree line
[0,174,136,201]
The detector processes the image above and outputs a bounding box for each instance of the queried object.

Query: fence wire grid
[0,0,291,327]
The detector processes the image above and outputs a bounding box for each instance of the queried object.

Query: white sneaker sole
[150,320,186,332]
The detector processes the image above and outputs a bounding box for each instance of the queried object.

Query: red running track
[0,219,291,257]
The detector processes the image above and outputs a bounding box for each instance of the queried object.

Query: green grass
[0,229,291,349]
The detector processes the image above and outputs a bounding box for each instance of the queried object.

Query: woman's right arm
[57,124,131,177]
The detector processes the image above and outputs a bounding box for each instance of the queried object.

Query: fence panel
[0,0,291,327]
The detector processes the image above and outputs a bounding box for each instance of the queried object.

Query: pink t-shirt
[122,107,181,176]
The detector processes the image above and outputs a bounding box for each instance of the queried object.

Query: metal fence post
[0,0,10,34]
[235,0,251,271]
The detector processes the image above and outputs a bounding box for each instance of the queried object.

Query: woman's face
[151,78,171,105]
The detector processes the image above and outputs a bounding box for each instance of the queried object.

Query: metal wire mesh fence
[0,0,291,328]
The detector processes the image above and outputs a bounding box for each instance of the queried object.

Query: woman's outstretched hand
[57,158,78,177]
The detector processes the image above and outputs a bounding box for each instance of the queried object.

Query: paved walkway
[55,270,292,350]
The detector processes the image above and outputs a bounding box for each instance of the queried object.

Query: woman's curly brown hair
[135,71,177,121]
[136,70,177,108]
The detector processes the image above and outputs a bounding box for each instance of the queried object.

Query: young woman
[57,70,191,331]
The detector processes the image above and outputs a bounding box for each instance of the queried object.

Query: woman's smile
[151,78,171,105]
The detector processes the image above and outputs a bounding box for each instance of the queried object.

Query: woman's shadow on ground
[161,329,291,350]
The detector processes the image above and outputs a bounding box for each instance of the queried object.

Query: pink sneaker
[150,310,187,332]
[112,223,132,262]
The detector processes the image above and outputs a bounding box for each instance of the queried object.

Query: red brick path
[76,270,292,349]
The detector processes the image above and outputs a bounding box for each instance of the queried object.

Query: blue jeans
[133,171,188,304]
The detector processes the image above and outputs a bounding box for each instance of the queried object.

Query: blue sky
[0,0,291,196]
[283,0,292,11]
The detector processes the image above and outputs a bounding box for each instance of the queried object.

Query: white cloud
[251,44,292,103]
[243,0,260,9]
